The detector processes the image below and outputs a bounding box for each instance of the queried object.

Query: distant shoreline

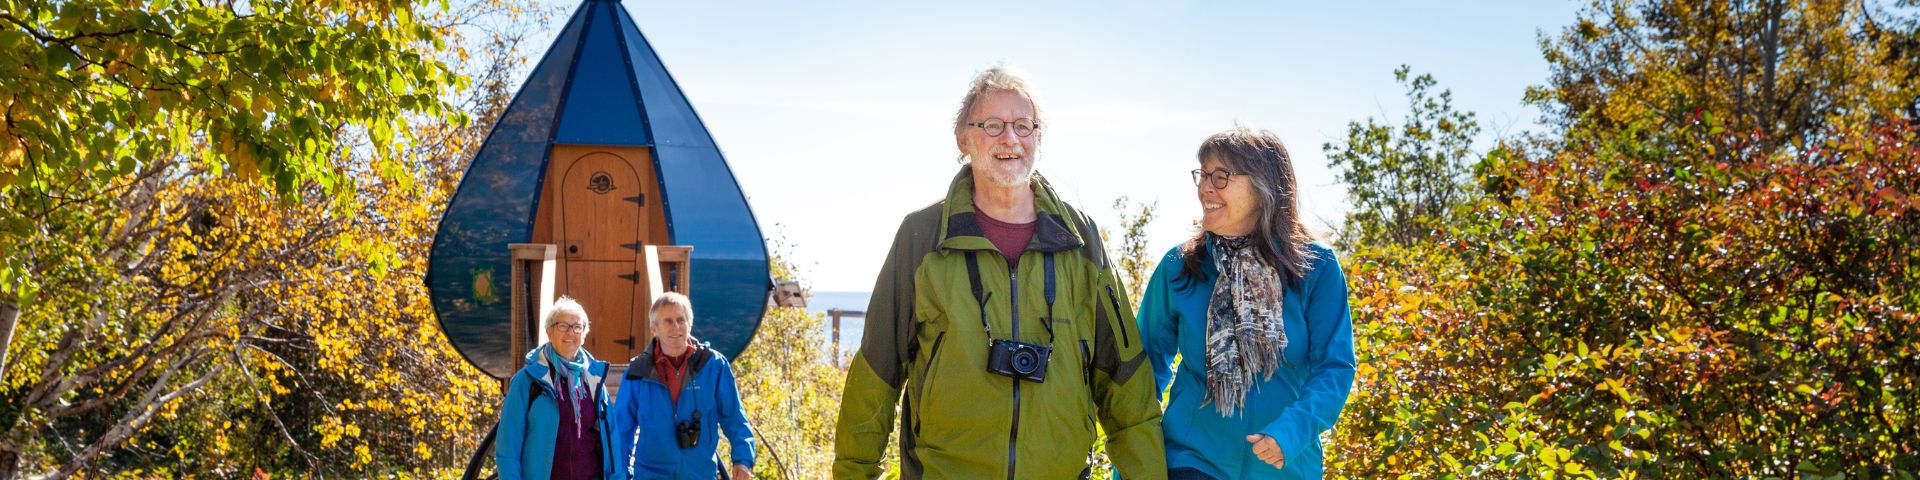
[803,290,872,315]
[802,291,871,360]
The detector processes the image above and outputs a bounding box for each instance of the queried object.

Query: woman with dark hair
[1137,127,1356,479]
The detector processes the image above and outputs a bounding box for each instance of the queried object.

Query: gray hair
[649,291,694,325]
[952,62,1044,163]
[543,295,590,330]
[1177,126,1317,289]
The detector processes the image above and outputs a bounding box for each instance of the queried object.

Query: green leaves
[0,0,544,473]
[1325,65,1482,249]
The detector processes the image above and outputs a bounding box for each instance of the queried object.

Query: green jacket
[834,167,1166,480]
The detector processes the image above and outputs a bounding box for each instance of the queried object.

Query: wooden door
[535,145,662,362]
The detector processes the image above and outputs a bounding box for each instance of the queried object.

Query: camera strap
[964,251,992,338]
[965,251,1059,345]
[1042,252,1057,345]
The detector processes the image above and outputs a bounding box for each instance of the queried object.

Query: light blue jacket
[1137,242,1355,479]
[495,346,621,480]
[610,341,755,480]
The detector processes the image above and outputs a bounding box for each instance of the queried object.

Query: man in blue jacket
[611,292,756,480]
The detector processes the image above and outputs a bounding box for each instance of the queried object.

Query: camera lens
[1011,349,1039,375]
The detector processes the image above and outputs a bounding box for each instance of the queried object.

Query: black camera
[986,339,1051,383]
[675,411,701,449]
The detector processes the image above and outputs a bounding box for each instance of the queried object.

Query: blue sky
[521,0,1584,291]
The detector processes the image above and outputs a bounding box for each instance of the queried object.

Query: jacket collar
[625,337,714,383]
[935,166,1084,254]
[522,345,609,391]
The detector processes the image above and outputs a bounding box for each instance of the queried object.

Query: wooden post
[829,308,842,359]
[646,245,693,294]
[509,243,558,377]
[826,308,864,367]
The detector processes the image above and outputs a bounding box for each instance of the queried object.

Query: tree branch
[39,345,226,480]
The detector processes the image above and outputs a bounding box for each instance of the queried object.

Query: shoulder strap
[1042,252,1057,344]
[521,370,545,399]
[1043,252,1056,305]
[519,370,544,417]
[965,251,993,337]
[965,251,986,306]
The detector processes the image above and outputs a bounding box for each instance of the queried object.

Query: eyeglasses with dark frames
[968,118,1039,138]
[1191,168,1241,189]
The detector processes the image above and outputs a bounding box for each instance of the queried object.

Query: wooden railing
[827,308,863,367]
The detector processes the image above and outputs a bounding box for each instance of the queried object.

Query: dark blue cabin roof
[427,0,770,378]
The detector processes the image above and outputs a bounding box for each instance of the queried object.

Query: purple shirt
[977,211,1036,268]
[550,376,602,480]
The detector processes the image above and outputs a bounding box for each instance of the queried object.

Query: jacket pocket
[1105,286,1130,349]
[912,331,946,438]
[1079,339,1096,438]
[1078,340,1093,387]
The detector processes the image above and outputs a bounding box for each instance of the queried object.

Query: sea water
[804,291,871,361]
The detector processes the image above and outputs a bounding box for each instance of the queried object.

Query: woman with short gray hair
[496,295,619,479]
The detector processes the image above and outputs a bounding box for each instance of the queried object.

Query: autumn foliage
[1325,0,1920,477]
[1330,122,1920,477]
[5,0,1919,477]
[725,248,851,480]
[0,0,551,474]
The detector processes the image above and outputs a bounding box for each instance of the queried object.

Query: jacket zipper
[1006,266,1021,480]
[649,360,698,469]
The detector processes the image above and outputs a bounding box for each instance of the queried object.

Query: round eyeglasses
[1192,168,1241,189]
[969,118,1039,138]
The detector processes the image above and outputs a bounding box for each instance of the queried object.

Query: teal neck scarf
[543,343,593,438]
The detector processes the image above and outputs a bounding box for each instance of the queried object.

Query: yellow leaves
[212,423,234,457]
[316,415,362,449]
[0,0,546,472]
[217,130,260,178]
[1596,377,1640,404]
[731,300,849,476]
[251,94,274,115]
[1,128,22,170]
[363,397,395,414]
[318,77,346,103]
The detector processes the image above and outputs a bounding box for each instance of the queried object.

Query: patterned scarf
[543,344,592,438]
[1204,234,1288,416]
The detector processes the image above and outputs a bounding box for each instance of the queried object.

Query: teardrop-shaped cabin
[426,0,769,379]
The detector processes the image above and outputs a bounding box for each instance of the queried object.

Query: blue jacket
[496,346,622,480]
[1137,242,1355,479]
[611,341,755,480]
